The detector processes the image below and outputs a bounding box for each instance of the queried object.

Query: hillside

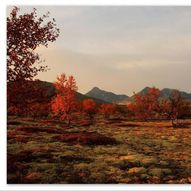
[8,80,107,104]
[86,87,129,103]
[136,87,191,101]
[40,81,108,104]
[9,81,191,104]
[85,86,191,104]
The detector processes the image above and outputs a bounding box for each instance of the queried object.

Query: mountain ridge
[14,80,190,104]
[86,86,191,104]
[86,86,129,103]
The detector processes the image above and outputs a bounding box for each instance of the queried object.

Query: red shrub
[54,132,117,145]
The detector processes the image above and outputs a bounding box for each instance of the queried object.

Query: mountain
[161,88,191,100]
[13,80,190,104]
[86,87,129,103]
[41,81,107,104]
[8,80,107,104]
[85,86,191,104]
[135,87,191,101]
[137,86,151,95]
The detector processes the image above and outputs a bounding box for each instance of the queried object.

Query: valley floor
[7,116,191,183]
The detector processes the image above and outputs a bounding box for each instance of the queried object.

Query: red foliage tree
[7,7,59,115]
[168,90,190,127]
[51,74,78,127]
[158,99,171,119]
[128,87,160,120]
[82,99,97,122]
[7,6,59,81]
[99,104,116,119]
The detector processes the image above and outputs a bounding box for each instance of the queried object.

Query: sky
[7,6,191,96]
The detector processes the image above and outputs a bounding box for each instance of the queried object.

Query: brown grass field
[7,116,191,184]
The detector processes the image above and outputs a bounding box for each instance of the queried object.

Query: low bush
[54,132,117,145]
[16,126,65,134]
[7,121,22,125]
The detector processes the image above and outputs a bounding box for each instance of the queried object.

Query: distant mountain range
[139,86,191,101]
[86,87,129,103]
[86,86,191,104]
[11,80,190,105]
[37,81,107,104]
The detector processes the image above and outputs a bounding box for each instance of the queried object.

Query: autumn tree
[128,87,160,120]
[7,6,59,82]
[51,74,78,127]
[82,99,97,123]
[158,99,171,119]
[99,103,116,119]
[7,7,59,115]
[167,90,189,127]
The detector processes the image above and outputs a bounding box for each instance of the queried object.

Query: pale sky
[7,6,191,96]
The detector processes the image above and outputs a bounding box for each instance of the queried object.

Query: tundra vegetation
[7,7,191,184]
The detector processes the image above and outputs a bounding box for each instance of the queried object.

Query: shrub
[54,132,117,145]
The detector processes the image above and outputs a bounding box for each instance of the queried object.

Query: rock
[128,167,147,175]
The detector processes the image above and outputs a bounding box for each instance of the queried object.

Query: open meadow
[7,116,191,184]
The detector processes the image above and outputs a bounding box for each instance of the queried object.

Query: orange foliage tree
[82,99,97,122]
[128,87,160,120]
[51,74,78,127]
[99,104,116,119]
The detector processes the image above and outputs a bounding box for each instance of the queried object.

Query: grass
[7,116,191,184]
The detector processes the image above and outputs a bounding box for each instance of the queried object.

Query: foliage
[168,90,190,127]
[7,6,59,116]
[128,87,160,120]
[99,103,116,119]
[54,132,117,145]
[82,99,97,122]
[7,116,191,184]
[51,74,78,126]
[7,6,59,81]
[28,102,51,118]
